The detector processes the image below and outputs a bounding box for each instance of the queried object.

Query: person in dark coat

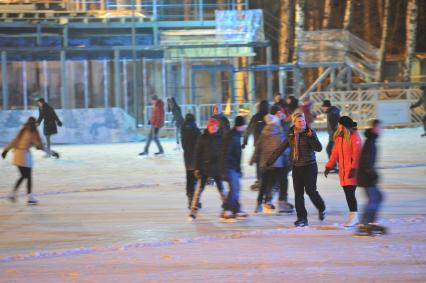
[410,86,426,137]
[322,99,340,172]
[36,98,62,156]
[356,120,387,236]
[181,113,201,209]
[189,118,227,220]
[212,104,230,136]
[267,112,326,227]
[220,116,249,220]
[242,100,269,190]
[167,97,185,148]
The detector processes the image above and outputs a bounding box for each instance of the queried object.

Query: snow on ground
[0,128,425,282]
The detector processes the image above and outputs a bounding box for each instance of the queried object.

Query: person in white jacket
[2,116,58,205]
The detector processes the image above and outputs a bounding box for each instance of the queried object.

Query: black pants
[343,185,358,212]
[292,163,325,220]
[258,168,280,204]
[14,166,32,194]
[45,134,51,151]
[191,175,226,210]
[326,140,334,158]
[185,170,197,201]
[279,166,290,202]
[144,126,163,153]
[422,114,426,133]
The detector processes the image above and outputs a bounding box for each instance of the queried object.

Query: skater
[273,92,285,108]
[189,118,227,220]
[167,97,185,149]
[300,96,316,128]
[321,99,340,172]
[139,95,165,156]
[181,113,201,209]
[324,116,362,228]
[250,106,286,214]
[267,112,326,227]
[211,104,230,136]
[2,117,59,205]
[356,120,387,236]
[36,98,62,157]
[220,116,249,220]
[284,95,299,116]
[242,100,269,191]
[410,86,426,137]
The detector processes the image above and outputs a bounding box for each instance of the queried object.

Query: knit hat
[207,117,220,127]
[234,116,246,127]
[322,100,331,107]
[291,112,305,123]
[338,116,357,128]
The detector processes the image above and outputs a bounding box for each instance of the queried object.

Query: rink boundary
[1,216,424,263]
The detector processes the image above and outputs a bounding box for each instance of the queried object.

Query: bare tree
[377,0,390,81]
[279,0,295,64]
[402,0,418,81]
[322,0,332,29]
[343,0,354,30]
[364,0,372,42]
[293,0,305,63]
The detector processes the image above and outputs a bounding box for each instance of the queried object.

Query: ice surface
[0,128,425,282]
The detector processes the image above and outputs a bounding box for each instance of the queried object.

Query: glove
[57,121,62,127]
[324,167,331,178]
[1,150,8,159]
[305,128,313,138]
[194,170,201,179]
[348,168,357,179]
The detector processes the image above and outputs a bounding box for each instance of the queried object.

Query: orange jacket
[326,130,362,186]
[151,100,165,128]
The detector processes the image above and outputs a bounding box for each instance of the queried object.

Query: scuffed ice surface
[0,128,425,282]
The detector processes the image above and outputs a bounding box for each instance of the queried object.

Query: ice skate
[51,151,60,159]
[319,208,326,221]
[220,210,237,223]
[254,203,263,213]
[344,212,359,228]
[263,203,276,214]
[154,151,164,156]
[8,191,17,203]
[188,209,197,221]
[27,194,38,205]
[278,201,294,214]
[235,211,249,220]
[368,223,387,235]
[138,152,148,157]
[294,218,308,227]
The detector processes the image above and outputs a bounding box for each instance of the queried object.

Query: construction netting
[298,30,380,79]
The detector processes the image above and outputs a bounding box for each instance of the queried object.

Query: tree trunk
[279,0,295,64]
[402,0,418,81]
[293,0,305,63]
[343,0,354,30]
[364,0,372,43]
[377,0,390,81]
[323,0,332,29]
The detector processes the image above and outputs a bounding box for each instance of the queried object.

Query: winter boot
[8,191,17,203]
[27,194,38,205]
[220,210,236,222]
[138,151,148,156]
[263,203,276,214]
[235,211,249,220]
[154,151,164,156]
[344,212,359,228]
[188,209,197,221]
[294,218,308,227]
[368,223,387,235]
[318,208,326,221]
[355,224,371,236]
[254,203,263,213]
[278,201,294,213]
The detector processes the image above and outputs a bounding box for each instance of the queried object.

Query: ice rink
[1,128,426,282]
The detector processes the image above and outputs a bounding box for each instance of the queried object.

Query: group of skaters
[3,87,426,236]
[179,93,389,236]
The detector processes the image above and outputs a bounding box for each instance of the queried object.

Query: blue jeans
[224,169,241,213]
[144,126,163,153]
[362,186,383,225]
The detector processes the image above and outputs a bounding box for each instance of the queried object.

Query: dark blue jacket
[357,129,379,187]
[221,128,242,174]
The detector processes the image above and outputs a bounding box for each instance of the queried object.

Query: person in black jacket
[167,97,185,148]
[36,98,62,156]
[267,112,326,227]
[356,120,387,236]
[220,116,249,220]
[181,113,201,209]
[410,86,426,137]
[242,100,269,190]
[189,118,227,220]
[322,100,340,172]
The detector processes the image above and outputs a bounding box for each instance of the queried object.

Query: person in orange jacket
[324,116,362,228]
[139,95,165,156]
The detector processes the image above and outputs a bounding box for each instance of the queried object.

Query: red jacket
[326,130,362,186]
[151,100,165,128]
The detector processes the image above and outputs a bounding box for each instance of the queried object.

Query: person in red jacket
[139,95,165,156]
[324,116,362,228]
